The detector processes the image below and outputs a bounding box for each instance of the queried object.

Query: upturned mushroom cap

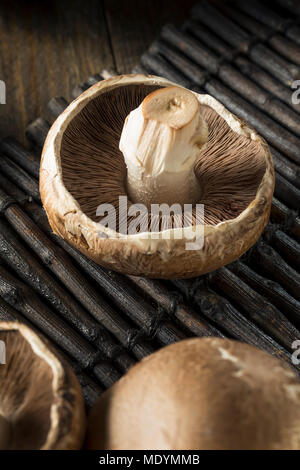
[40,74,274,278]
[86,337,300,450]
[0,322,86,450]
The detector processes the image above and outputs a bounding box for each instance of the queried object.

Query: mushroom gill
[0,330,54,450]
[0,323,85,450]
[60,83,266,232]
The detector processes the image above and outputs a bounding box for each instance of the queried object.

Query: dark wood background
[0,0,197,144]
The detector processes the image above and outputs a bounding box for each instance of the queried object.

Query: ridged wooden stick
[265,226,300,272]
[149,40,207,86]
[286,25,300,46]
[26,117,50,148]
[47,97,68,123]
[127,275,224,338]
[0,137,40,178]
[228,260,300,328]
[192,1,250,53]
[182,20,234,60]
[218,2,300,65]
[0,153,40,201]
[251,241,300,301]
[236,0,293,32]
[183,18,300,113]
[233,56,300,113]
[207,266,300,351]
[0,218,100,341]
[173,278,295,367]
[140,52,192,88]
[274,172,300,210]
[270,145,300,189]
[192,1,300,86]
[57,244,187,346]
[271,198,300,240]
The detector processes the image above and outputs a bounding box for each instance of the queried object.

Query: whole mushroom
[86,337,300,450]
[0,322,85,450]
[40,74,274,278]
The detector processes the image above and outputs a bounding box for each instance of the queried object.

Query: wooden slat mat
[0,0,300,407]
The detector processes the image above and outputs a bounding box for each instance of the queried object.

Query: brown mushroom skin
[40,74,274,279]
[86,338,300,450]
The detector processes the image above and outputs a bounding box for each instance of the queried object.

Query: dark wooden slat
[192,1,300,86]
[0,137,40,178]
[149,40,208,86]
[192,1,250,53]
[0,153,40,201]
[270,146,300,189]
[173,278,294,366]
[233,56,300,113]
[228,261,300,327]
[236,0,292,32]
[266,227,300,272]
[286,25,300,46]
[184,18,300,113]
[219,2,300,65]
[274,172,300,210]
[207,267,300,351]
[182,19,235,61]
[251,241,300,301]
[47,97,68,121]
[26,117,50,148]
[140,53,192,88]
[271,198,300,240]
[127,275,224,338]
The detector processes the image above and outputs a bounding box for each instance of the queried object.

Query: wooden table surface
[0,0,197,145]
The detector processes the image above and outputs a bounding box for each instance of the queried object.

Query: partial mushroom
[0,322,85,450]
[40,74,274,278]
[86,337,300,450]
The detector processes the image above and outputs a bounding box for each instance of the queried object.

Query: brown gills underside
[61,84,266,232]
[0,331,54,449]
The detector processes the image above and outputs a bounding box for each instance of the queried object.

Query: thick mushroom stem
[0,414,11,449]
[119,86,208,207]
